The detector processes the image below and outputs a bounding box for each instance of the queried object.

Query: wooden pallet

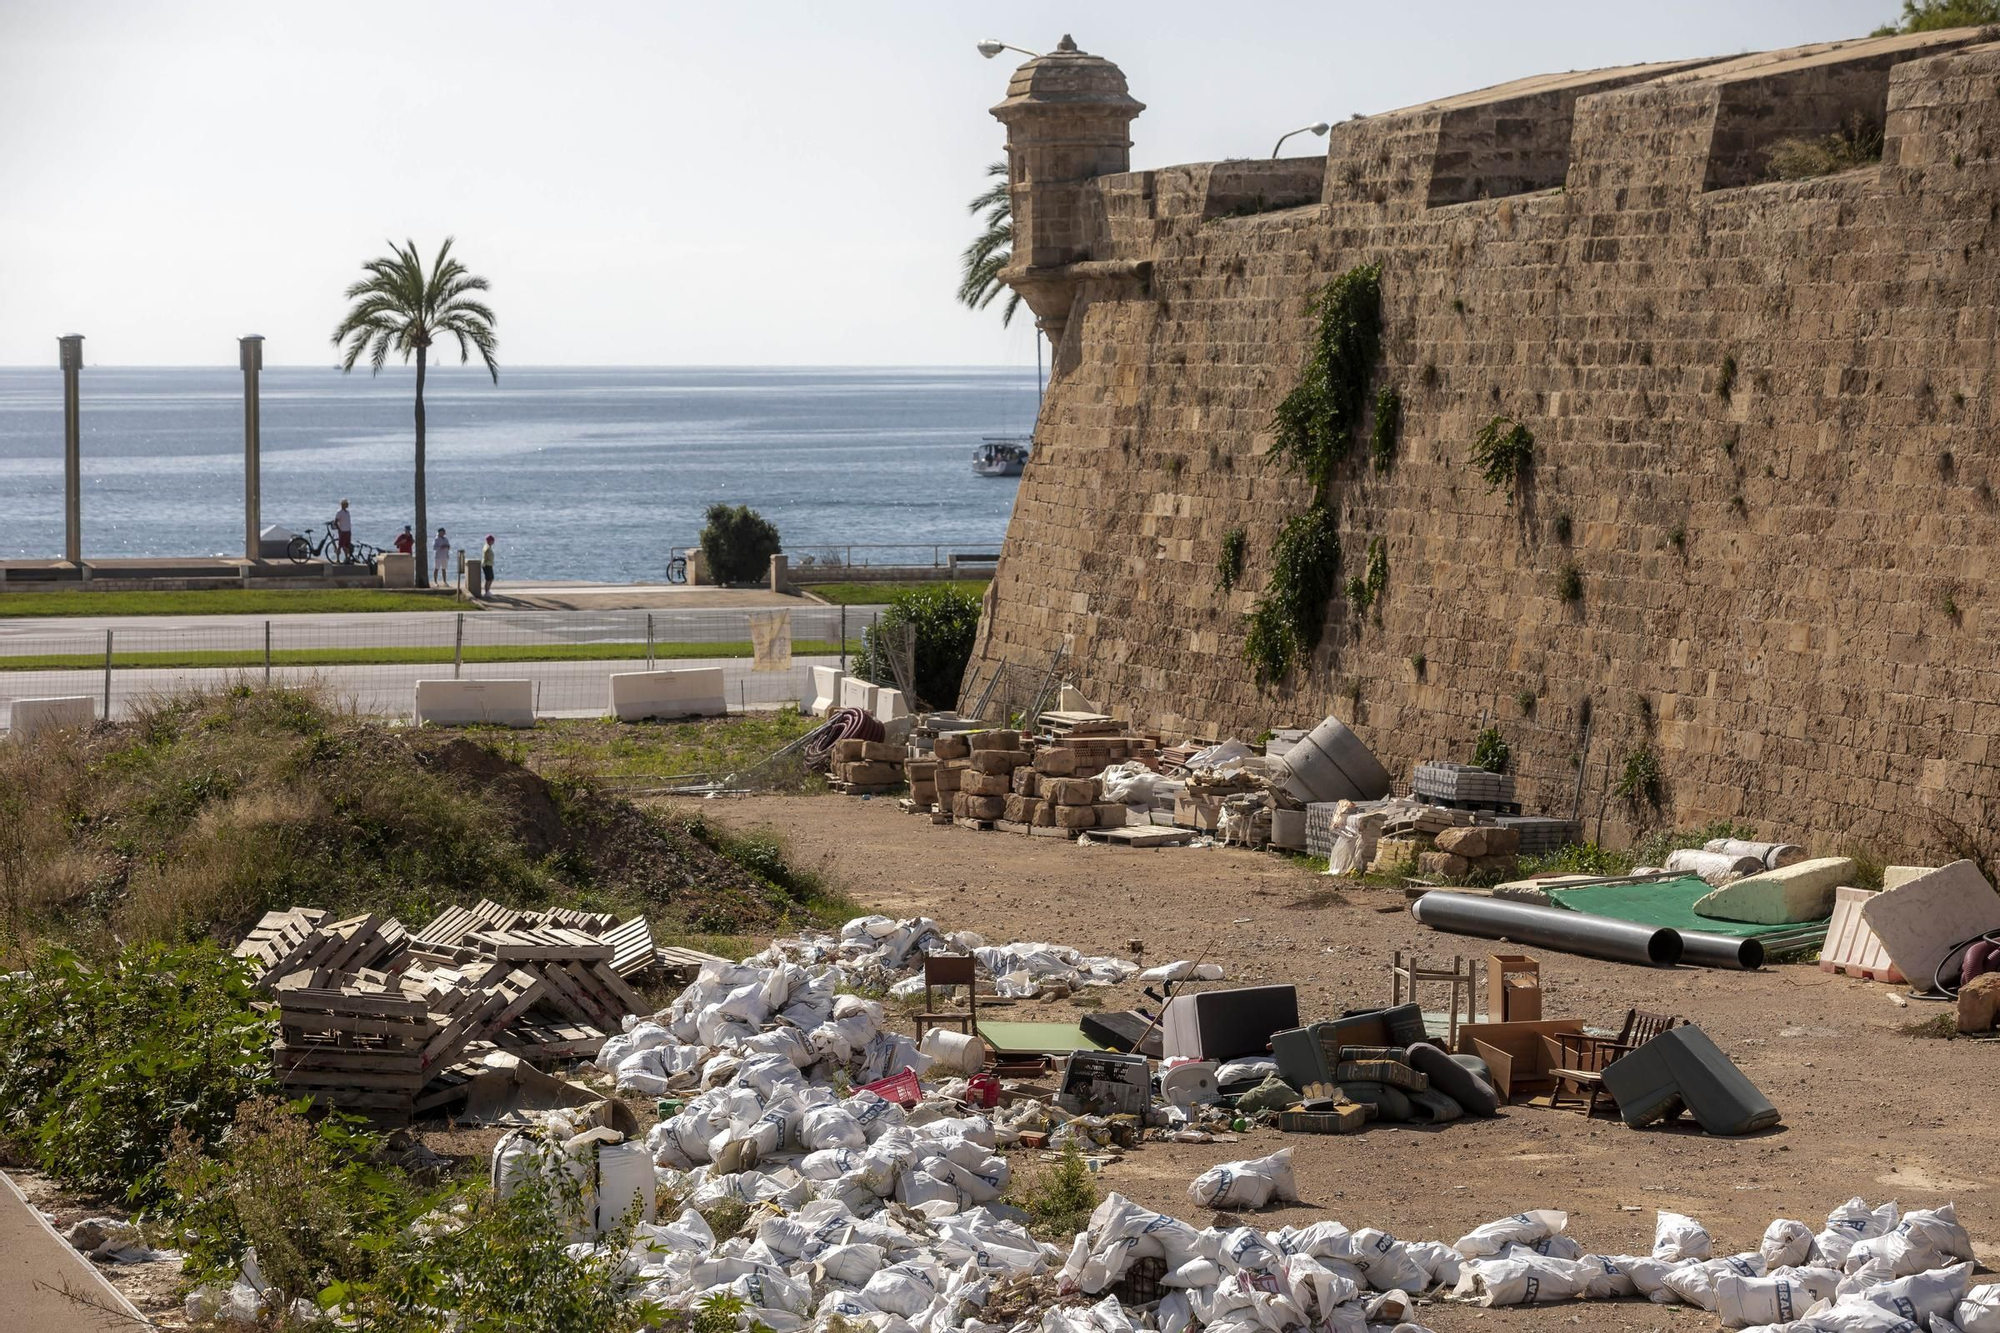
[601,916,658,978]
[954,817,997,831]
[831,781,902,795]
[656,945,730,984]
[1081,825,1193,848]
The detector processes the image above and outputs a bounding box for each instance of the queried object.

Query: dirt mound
[0,686,805,960]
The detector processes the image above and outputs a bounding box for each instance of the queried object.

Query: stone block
[861,740,903,762]
[965,794,1007,820]
[1419,850,1471,878]
[962,770,1011,797]
[1056,804,1098,829]
[609,667,726,721]
[1003,793,1033,822]
[1012,767,1041,797]
[910,782,936,805]
[376,551,415,588]
[1031,801,1058,827]
[969,729,1021,751]
[906,759,937,781]
[1482,826,1522,856]
[1434,827,1489,858]
[834,739,867,761]
[6,695,94,738]
[1049,777,1101,806]
[1959,973,2000,1033]
[1034,747,1079,775]
[1694,856,1855,925]
[933,733,971,760]
[414,679,534,728]
[935,761,965,793]
[1093,803,1129,828]
[841,761,900,786]
[970,749,1027,775]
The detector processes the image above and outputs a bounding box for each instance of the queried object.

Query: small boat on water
[973,437,1030,477]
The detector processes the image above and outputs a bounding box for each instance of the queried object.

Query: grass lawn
[805,579,989,606]
[0,588,463,617]
[472,708,824,782]
[0,639,860,672]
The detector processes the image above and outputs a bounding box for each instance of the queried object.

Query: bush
[1766,114,1883,180]
[1007,1142,1099,1241]
[1243,507,1342,686]
[0,942,275,1204]
[855,582,983,709]
[1473,726,1509,774]
[1469,415,1534,498]
[698,503,782,585]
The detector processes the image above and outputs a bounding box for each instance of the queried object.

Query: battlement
[974,30,2000,853]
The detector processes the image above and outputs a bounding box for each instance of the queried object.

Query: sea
[0,365,1038,583]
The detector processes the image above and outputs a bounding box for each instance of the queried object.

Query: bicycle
[665,547,689,584]
[288,522,383,567]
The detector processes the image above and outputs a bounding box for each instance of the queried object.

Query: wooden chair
[1544,1008,1682,1117]
[914,953,978,1039]
[1390,951,1478,1046]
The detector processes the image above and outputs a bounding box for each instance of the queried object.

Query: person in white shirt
[432,527,450,585]
[331,499,353,557]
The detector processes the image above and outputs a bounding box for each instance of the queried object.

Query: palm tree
[957,160,1022,326]
[331,238,498,587]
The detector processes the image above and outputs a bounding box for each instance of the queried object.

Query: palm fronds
[331,237,499,378]
[957,161,1022,327]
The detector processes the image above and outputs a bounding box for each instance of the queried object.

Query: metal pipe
[1676,930,1765,971]
[59,335,83,565]
[240,335,263,560]
[1411,892,1682,967]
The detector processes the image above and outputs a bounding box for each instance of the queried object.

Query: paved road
[0,1173,147,1331]
[0,603,876,651]
[0,654,841,725]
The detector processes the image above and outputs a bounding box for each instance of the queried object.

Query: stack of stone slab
[828,737,907,795]
[1411,762,1518,810]
[937,728,1033,824]
[235,897,717,1123]
[1417,824,1523,880]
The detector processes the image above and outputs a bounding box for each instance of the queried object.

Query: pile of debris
[234,900,724,1122]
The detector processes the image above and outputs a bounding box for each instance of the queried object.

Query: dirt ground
[691,793,2000,1331]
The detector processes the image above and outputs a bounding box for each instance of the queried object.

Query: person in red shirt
[393,525,415,555]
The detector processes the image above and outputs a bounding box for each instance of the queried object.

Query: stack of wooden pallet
[237,897,730,1122]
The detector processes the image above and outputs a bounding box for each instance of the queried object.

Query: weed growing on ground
[1008,1143,1099,1241]
[1515,842,1634,878]
[1627,819,1753,867]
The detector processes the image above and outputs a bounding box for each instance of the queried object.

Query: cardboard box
[1486,954,1542,1023]
[1454,1019,1583,1101]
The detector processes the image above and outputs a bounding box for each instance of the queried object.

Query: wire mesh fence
[0,607,879,728]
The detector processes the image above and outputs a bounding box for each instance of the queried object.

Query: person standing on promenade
[481,534,496,596]
[432,528,451,586]
[332,499,353,557]
[394,525,414,555]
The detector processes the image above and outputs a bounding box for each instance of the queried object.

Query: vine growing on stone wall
[1216,528,1246,592]
[1370,386,1401,473]
[1243,508,1341,686]
[1469,414,1534,500]
[1269,263,1383,493]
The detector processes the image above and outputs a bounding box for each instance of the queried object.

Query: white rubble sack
[1188,1147,1299,1211]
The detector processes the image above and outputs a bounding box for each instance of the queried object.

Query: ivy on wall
[1269,263,1384,493]
[1244,508,1341,685]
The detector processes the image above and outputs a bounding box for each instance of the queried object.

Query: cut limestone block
[860,740,902,762]
[834,739,868,761]
[1056,805,1097,830]
[1883,865,1934,890]
[934,762,965,793]
[933,733,971,760]
[1003,793,1033,823]
[1093,803,1129,829]
[1012,768,1041,797]
[969,729,1020,751]
[1049,777,1101,806]
[964,795,1006,820]
[970,749,1024,775]
[841,761,901,786]
[1692,856,1853,925]
[1861,859,2000,990]
[905,760,936,781]
[962,770,1010,797]
[609,667,725,721]
[6,695,94,738]
[1034,747,1079,776]
[1419,851,1470,878]
[910,783,936,805]
[415,679,534,728]
[1434,827,1489,858]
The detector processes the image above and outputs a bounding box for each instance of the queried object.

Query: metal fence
[0,607,881,728]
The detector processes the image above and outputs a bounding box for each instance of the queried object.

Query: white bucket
[919,1027,985,1075]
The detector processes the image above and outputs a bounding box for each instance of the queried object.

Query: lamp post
[58,334,83,565]
[240,336,264,561]
[1271,121,1331,158]
[975,38,1042,60]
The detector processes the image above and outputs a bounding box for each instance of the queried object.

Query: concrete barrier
[839,676,879,714]
[414,679,535,728]
[810,666,839,716]
[609,667,727,721]
[7,695,95,738]
[875,687,908,721]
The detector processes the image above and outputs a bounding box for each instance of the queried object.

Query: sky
[0,1,1904,369]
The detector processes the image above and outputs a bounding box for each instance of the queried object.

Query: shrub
[1008,1142,1099,1241]
[1244,508,1342,686]
[1517,842,1633,878]
[1270,263,1384,492]
[1556,563,1583,604]
[698,503,782,585]
[1614,747,1664,809]
[1216,528,1247,592]
[1370,385,1401,473]
[1766,114,1883,180]
[0,942,275,1204]
[856,582,983,709]
[1473,727,1510,774]
[1469,415,1534,498]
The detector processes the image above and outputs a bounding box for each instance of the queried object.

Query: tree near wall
[856,583,983,708]
[957,161,1022,327]
[699,504,781,585]
[1873,0,2000,33]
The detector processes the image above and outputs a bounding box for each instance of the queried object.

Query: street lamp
[1271,121,1331,158]
[976,38,1042,60]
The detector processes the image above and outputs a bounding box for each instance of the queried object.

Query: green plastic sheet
[1544,875,1829,938]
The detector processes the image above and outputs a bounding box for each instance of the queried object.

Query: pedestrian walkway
[0,1172,147,1331]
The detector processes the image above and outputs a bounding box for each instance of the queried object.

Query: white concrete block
[810,666,839,717]
[839,676,880,715]
[875,687,907,721]
[414,679,535,728]
[608,667,727,721]
[7,695,95,738]
[1862,859,2000,987]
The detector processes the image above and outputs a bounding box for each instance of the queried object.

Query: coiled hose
[802,707,885,769]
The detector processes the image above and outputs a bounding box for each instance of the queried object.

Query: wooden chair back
[922,953,977,1028]
[1619,1008,1681,1048]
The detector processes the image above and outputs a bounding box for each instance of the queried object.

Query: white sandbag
[1506,1234,1583,1261]
[1844,1204,1971,1283]
[1215,1225,1283,1274]
[1716,1268,1841,1328]
[1961,1282,2000,1332]
[1346,1229,1434,1293]
[1615,1254,1686,1298]
[1657,1211,1716,1262]
[1455,1209,1569,1258]
[1796,1302,1938,1331]
[1661,1253,1765,1310]
[1762,1219,1815,1270]
[801,1104,868,1151]
[1283,1254,1361,1315]
[1138,960,1226,984]
[1572,1255,1639,1298]
[859,1261,947,1318]
[1815,1199,1900,1270]
[1402,1239,1463,1288]
[1452,1254,1594,1306]
[1188,1147,1298,1210]
[1841,1260,1972,1325]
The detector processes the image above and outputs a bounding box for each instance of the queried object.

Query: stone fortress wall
[967,29,2000,853]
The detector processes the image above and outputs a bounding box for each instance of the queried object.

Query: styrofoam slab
[1861,859,2000,989]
